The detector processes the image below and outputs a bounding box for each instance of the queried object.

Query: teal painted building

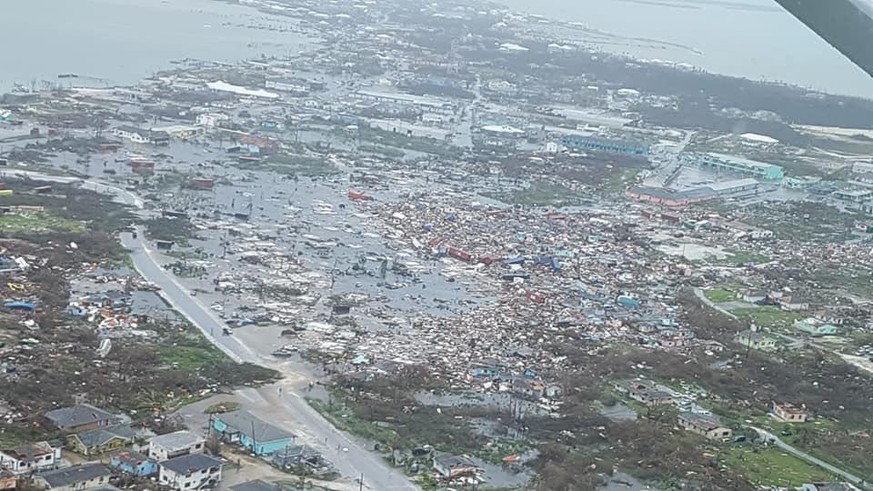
[794,318,839,337]
[685,153,784,180]
[110,451,158,477]
[212,410,294,456]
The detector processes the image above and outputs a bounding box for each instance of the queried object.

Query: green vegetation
[0,424,60,448]
[0,211,84,235]
[731,306,803,328]
[205,401,242,414]
[358,144,406,159]
[310,365,537,471]
[722,447,832,486]
[714,249,771,266]
[262,154,339,176]
[0,177,277,428]
[233,153,339,176]
[309,393,531,464]
[807,265,873,299]
[144,217,198,245]
[604,168,641,191]
[704,288,737,303]
[0,181,135,234]
[307,398,400,445]
[355,126,463,158]
[159,342,227,372]
[491,181,585,206]
[743,202,859,243]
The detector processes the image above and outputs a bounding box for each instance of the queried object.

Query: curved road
[122,229,419,491]
[13,170,418,490]
[748,426,869,488]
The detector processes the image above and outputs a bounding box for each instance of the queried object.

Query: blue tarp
[535,256,561,272]
[6,301,35,311]
[550,257,561,272]
[503,256,525,266]
[617,296,641,309]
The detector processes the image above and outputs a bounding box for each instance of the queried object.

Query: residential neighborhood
[2,0,873,488]
[0,402,303,491]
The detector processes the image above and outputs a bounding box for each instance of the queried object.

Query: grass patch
[713,250,771,266]
[307,398,399,445]
[0,211,84,235]
[704,288,737,303]
[358,144,405,159]
[356,126,462,158]
[732,306,803,328]
[604,168,641,192]
[723,447,833,486]
[807,265,873,299]
[308,391,532,464]
[158,340,227,372]
[237,154,339,176]
[144,217,198,246]
[265,154,339,176]
[492,181,584,206]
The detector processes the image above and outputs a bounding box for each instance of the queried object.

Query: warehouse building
[625,186,715,207]
[681,153,783,180]
[626,178,762,208]
[561,135,649,156]
[833,189,873,203]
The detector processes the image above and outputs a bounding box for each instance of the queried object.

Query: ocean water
[491,0,873,98]
[0,0,310,91]
[2,0,871,98]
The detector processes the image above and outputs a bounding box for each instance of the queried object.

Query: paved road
[16,168,418,489]
[693,287,739,320]
[748,426,870,488]
[122,231,419,491]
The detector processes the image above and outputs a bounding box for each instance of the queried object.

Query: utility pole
[358,473,364,491]
[251,420,258,456]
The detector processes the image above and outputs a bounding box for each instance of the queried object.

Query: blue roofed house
[110,451,157,477]
[467,359,506,378]
[211,410,294,456]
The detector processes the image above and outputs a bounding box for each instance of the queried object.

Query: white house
[113,126,169,145]
[853,161,873,174]
[0,441,62,474]
[149,431,205,462]
[195,113,229,128]
[265,78,308,95]
[159,454,222,491]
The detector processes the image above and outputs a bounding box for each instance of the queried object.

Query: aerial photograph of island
[0,0,872,490]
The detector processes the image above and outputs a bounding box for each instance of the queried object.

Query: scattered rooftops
[149,431,204,452]
[36,463,112,488]
[160,454,222,475]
